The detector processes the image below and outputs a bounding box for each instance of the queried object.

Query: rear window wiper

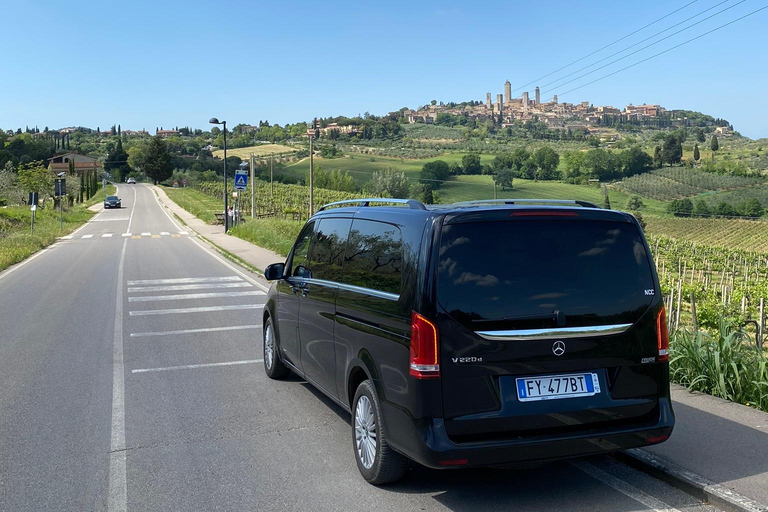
[471,310,566,327]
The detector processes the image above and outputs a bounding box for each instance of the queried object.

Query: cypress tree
[693,144,700,162]
[710,135,719,152]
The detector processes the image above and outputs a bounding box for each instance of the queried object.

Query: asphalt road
[0,184,718,511]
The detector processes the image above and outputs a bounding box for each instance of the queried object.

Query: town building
[47,153,103,173]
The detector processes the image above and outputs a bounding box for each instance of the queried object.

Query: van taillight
[657,307,669,362]
[410,312,440,378]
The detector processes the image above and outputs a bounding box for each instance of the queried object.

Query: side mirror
[264,262,285,281]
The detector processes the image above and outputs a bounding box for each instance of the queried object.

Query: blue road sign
[234,170,248,190]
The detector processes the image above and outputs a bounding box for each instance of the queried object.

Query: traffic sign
[55,179,66,197]
[234,169,248,190]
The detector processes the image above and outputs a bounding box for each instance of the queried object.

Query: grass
[0,204,93,272]
[644,216,768,252]
[213,143,298,159]
[84,185,116,207]
[437,175,669,215]
[671,320,768,412]
[229,218,302,257]
[163,186,222,224]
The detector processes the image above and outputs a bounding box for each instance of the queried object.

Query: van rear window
[437,219,655,330]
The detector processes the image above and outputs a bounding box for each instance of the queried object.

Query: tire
[352,380,407,485]
[263,316,289,379]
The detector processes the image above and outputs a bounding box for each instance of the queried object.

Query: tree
[693,199,710,217]
[419,160,450,189]
[531,147,560,180]
[143,135,174,184]
[710,134,719,152]
[16,161,53,196]
[739,198,764,218]
[603,191,611,209]
[661,134,682,165]
[626,196,644,210]
[653,146,663,168]
[493,168,515,190]
[366,168,410,198]
[621,146,652,176]
[693,144,700,162]
[105,138,131,182]
[714,201,736,217]
[419,185,436,204]
[461,153,482,175]
[668,198,694,217]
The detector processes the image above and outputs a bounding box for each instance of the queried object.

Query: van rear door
[434,210,662,440]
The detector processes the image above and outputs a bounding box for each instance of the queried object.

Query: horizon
[2,0,767,138]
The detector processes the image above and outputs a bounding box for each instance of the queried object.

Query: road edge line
[614,449,768,512]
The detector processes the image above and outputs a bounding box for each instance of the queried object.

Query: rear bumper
[382,398,674,469]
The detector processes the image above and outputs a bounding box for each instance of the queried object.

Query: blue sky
[1,0,767,138]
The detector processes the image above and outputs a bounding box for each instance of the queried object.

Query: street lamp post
[209,118,228,232]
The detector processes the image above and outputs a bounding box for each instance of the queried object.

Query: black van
[262,198,674,484]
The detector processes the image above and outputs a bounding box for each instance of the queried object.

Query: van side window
[310,218,352,282]
[290,221,315,278]
[342,220,403,295]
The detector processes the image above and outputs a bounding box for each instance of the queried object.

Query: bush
[670,319,768,411]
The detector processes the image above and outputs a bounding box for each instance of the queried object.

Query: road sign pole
[250,153,255,219]
[309,136,314,218]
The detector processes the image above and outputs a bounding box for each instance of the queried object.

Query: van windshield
[437,219,655,331]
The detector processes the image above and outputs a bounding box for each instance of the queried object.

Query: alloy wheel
[355,395,377,469]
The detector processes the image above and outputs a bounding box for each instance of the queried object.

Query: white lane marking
[122,233,131,237]
[132,359,263,374]
[178,231,188,235]
[141,232,151,236]
[61,235,74,240]
[152,184,269,293]
[127,275,242,286]
[102,233,114,238]
[160,232,170,236]
[126,185,136,234]
[130,324,261,337]
[92,217,129,222]
[128,290,264,302]
[128,282,251,293]
[82,234,94,239]
[570,460,681,512]
[129,304,264,316]
[108,238,128,512]
[0,247,51,282]
[186,236,270,293]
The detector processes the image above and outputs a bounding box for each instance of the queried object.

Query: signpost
[55,177,66,231]
[28,192,38,234]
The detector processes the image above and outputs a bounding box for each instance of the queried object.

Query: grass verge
[0,205,93,272]
[229,218,302,257]
[84,184,117,207]
[163,187,221,224]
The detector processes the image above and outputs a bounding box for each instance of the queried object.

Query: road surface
[0,184,716,511]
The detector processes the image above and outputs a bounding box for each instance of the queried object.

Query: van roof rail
[452,199,601,209]
[317,198,428,212]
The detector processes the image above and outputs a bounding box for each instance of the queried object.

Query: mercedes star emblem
[552,340,566,356]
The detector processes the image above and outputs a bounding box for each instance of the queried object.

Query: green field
[213,143,298,159]
[282,153,496,185]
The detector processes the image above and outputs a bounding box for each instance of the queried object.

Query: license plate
[516,373,600,402]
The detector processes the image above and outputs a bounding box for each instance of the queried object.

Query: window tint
[437,220,654,330]
[309,218,351,282]
[290,221,314,278]
[342,220,403,295]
